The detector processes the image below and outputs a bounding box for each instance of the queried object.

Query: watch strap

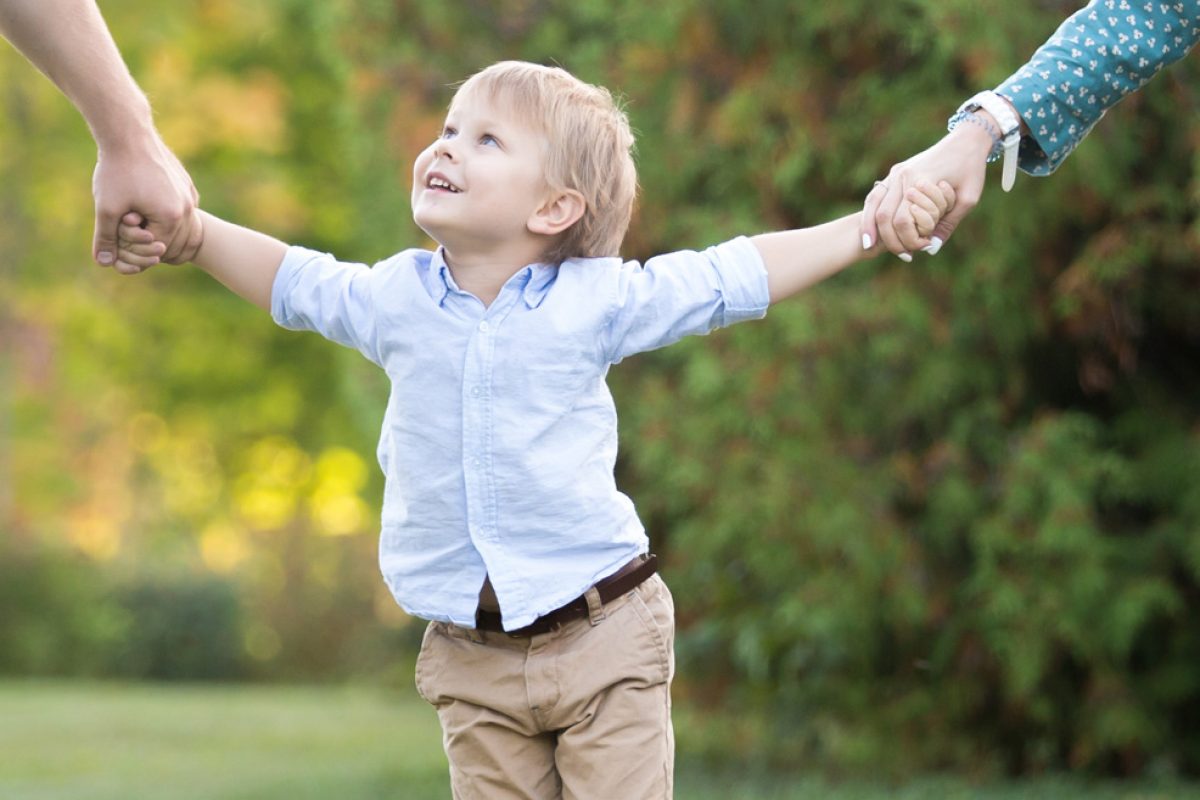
[958,90,1021,192]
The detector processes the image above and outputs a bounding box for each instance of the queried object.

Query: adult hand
[92,129,200,274]
[861,117,994,260]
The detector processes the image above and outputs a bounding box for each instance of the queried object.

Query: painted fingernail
[862,233,872,250]
[898,252,913,263]
[921,237,944,256]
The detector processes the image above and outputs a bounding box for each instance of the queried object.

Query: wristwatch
[957,90,1022,192]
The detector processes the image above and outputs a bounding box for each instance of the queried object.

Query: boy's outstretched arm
[755,180,952,304]
[119,210,287,312]
[753,214,875,304]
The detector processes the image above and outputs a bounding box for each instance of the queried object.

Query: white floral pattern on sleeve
[995,0,1199,175]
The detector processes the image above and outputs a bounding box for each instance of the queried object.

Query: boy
[118,61,952,799]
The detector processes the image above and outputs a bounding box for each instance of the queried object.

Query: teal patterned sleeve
[994,0,1199,175]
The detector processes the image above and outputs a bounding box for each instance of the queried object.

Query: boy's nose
[433,139,458,161]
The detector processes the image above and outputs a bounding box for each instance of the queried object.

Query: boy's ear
[527,189,586,237]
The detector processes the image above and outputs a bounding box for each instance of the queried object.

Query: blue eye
[440,127,457,140]
[480,133,499,146]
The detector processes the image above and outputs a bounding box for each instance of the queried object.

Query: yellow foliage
[65,425,135,561]
[236,485,297,531]
[315,447,368,490]
[310,493,370,537]
[199,519,251,574]
[238,178,312,236]
[67,509,121,562]
[309,447,371,536]
[126,412,169,454]
[156,430,223,520]
[234,436,311,531]
[147,53,287,158]
[246,436,313,487]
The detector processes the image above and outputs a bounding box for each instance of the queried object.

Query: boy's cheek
[411,152,431,190]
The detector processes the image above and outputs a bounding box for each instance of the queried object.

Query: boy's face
[412,94,553,257]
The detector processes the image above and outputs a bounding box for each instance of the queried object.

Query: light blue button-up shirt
[271,236,769,630]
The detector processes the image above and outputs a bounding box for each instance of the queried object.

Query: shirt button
[472,457,482,468]
[478,320,490,333]
[471,386,481,397]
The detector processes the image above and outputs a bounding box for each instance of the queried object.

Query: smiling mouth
[427,176,462,193]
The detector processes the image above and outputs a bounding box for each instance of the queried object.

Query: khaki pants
[415,574,676,800]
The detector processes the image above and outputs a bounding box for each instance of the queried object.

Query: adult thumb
[93,207,120,267]
[860,182,886,250]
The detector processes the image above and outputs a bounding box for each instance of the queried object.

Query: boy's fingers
[913,179,950,216]
[119,223,157,244]
[114,245,162,268]
[937,180,957,211]
[905,187,940,220]
[932,185,974,241]
[910,205,936,238]
[119,241,166,259]
[112,254,160,274]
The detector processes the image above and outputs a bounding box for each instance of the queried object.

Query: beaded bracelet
[947,110,1003,163]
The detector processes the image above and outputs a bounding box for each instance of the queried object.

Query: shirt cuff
[708,235,770,327]
[993,79,1077,177]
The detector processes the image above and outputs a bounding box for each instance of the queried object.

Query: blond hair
[451,61,638,264]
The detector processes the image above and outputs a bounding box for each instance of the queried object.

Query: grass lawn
[0,680,1194,799]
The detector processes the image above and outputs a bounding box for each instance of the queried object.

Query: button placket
[461,287,521,550]
[461,313,492,545]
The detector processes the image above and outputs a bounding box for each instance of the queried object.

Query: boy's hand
[903,179,956,245]
[117,210,204,271]
[116,213,165,272]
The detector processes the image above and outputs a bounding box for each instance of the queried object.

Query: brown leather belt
[475,554,658,637]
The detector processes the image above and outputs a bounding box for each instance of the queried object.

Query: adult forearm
[0,0,153,148]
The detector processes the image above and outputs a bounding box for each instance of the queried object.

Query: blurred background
[2,0,1199,793]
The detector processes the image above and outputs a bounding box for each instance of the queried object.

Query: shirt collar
[520,262,557,309]
[422,247,453,306]
[425,247,557,309]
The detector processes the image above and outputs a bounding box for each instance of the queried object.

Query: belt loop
[585,586,606,626]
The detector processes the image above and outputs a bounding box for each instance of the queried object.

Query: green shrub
[0,543,121,677]
[106,573,247,682]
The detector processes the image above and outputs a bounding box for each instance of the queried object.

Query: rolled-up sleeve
[270,246,383,366]
[603,236,769,363]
